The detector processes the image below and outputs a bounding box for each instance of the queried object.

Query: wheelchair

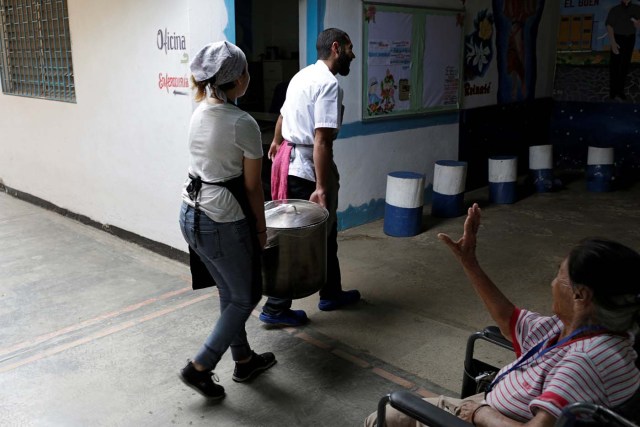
[376,326,640,427]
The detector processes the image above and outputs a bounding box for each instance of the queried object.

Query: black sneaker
[179,360,225,400]
[232,351,277,383]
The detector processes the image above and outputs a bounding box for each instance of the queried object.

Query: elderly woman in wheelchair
[366,203,640,427]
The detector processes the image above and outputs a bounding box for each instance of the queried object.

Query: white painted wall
[0,0,227,251]
[0,0,557,252]
[336,125,459,213]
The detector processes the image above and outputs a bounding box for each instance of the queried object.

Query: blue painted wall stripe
[338,112,459,139]
[306,0,325,66]
[224,0,236,42]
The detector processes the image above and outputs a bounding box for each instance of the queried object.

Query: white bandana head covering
[190,41,246,103]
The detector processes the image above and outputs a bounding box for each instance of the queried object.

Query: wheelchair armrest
[377,390,471,427]
[480,326,513,350]
[463,326,513,372]
[461,326,515,397]
[555,402,639,427]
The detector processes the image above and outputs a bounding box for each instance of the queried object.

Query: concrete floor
[2,173,640,426]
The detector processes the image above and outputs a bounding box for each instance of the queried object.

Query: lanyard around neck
[484,325,604,396]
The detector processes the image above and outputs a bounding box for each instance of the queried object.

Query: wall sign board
[363,3,464,120]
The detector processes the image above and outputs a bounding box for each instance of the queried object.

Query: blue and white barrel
[529,145,553,193]
[384,171,425,237]
[586,146,614,192]
[431,160,467,218]
[488,156,517,204]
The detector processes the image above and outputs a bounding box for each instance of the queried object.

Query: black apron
[186,174,262,302]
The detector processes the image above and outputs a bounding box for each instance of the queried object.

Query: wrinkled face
[551,258,575,319]
[336,38,356,76]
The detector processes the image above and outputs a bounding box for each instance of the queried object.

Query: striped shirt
[485,308,639,421]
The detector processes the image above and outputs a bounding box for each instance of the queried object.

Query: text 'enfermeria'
[159,73,189,92]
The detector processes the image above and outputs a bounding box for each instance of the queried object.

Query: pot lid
[264,199,329,229]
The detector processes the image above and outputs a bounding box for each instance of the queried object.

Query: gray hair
[593,295,640,333]
[569,238,640,333]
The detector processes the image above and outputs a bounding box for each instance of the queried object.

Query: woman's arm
[243,156,267,248]
[461,401,556,427]
[437,204,515,339]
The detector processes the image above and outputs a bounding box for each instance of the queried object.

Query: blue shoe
[259,309,308,326]
[318,290,361,311]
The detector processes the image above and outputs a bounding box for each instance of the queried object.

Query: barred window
[0,0,75,102]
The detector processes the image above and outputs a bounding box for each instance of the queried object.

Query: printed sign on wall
[362,3,464,120]
[156,27,189,96]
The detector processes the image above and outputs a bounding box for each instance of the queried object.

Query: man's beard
[337,50,352,76]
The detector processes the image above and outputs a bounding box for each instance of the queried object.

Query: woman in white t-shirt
[177,41,275,400]
[368,203,640,427]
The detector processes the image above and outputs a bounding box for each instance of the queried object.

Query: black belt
[186,174,220,233]
[185,173,254,232]
[186,173,219,202]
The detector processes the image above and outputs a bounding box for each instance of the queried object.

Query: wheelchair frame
[376,326,640,427]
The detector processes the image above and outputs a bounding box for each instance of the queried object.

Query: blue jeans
[179,203,259,369]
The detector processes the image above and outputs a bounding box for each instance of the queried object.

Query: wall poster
[363,3,464,120]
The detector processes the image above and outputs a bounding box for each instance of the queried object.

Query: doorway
[235,0,300,115]
[235,0,300,200]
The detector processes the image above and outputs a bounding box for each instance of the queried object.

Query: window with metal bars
[0,0,75,102]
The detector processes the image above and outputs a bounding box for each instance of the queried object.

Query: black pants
[262,175,342,314]
[610,34,635,98]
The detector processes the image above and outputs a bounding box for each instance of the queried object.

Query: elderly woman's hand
[438,203,481,266]
[458,400,489,424]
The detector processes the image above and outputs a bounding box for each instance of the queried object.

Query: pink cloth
[270,141,292,200]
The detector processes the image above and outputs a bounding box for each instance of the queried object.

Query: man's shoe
[259,309,308,326]
[318,289,361,311]
[179,360,225,400]
[232,351,277,382]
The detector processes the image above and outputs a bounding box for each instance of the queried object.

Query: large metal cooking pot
[261,199,328,299]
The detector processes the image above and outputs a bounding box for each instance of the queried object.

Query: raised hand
[437,203,481,265]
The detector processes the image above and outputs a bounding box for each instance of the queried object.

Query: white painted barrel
[586,146,614,192]
[384,171,425,237]
[529,145,553,170]
[529,145,553,192]
[488,156,517,204]
[431,160,467,218]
